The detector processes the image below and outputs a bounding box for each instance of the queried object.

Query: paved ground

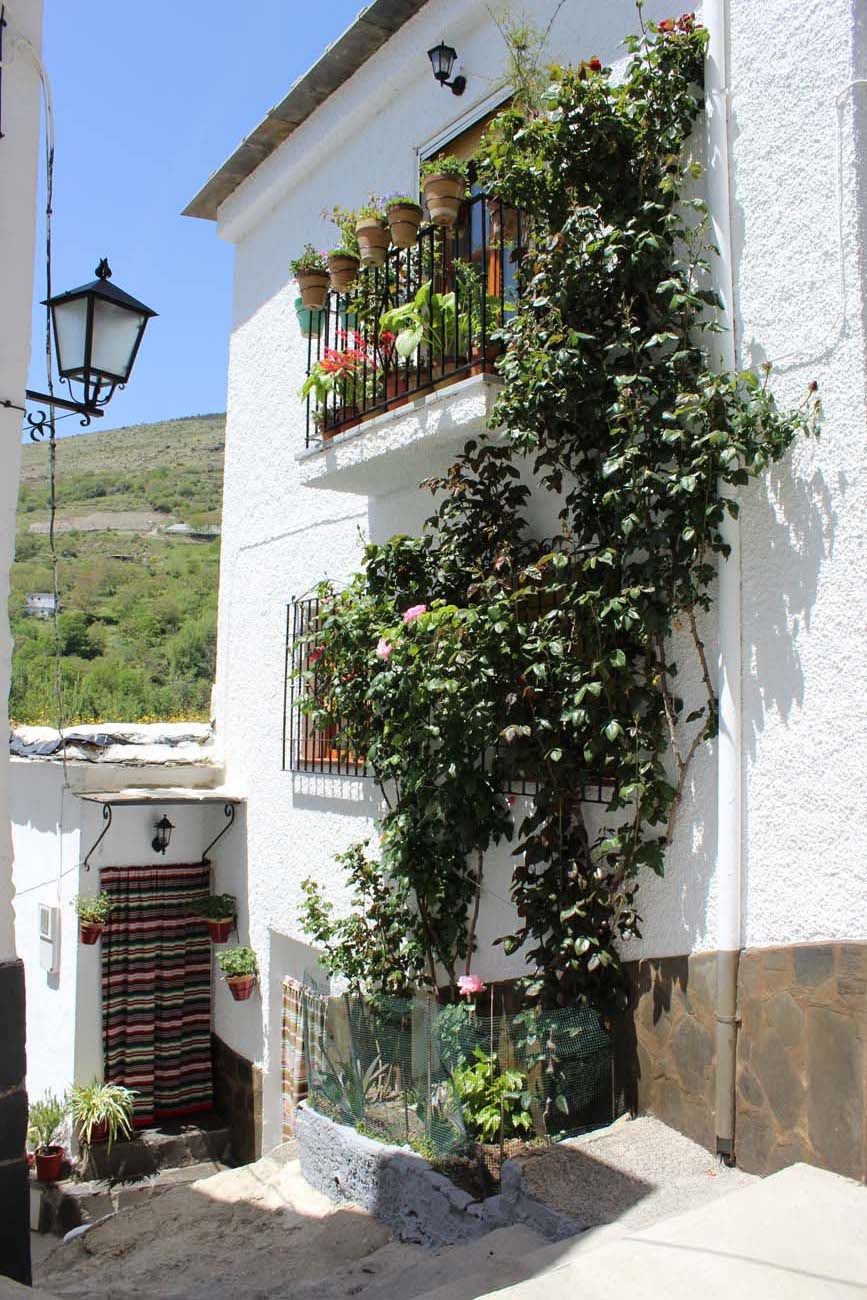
[23,1118,866,1300]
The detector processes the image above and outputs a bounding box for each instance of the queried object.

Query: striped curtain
[101,862,213,1128]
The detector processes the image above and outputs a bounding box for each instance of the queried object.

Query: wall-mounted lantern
[151,815,174,856]
[427,41,466,96]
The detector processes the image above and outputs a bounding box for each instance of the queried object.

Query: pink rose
[458,973,487,998]
[375,638,392,661]
[403,604,428,625]
[307,646,324,666]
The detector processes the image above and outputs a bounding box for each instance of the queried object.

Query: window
[284,598,366,775]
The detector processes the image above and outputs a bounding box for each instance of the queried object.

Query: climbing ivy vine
[299,13,819,1012]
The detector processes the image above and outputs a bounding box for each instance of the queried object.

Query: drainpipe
[705,0,742,1163]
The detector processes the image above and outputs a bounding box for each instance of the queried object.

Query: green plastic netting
[301,988,612,1172]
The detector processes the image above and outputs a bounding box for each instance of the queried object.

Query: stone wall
[613,952,717,1153]
[614,942,866,1182]
[0,960,30,1284]
[211,1035,262,1166]
[736,942,866,1181]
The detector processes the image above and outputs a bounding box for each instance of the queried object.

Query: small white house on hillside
[176,0,866,1181]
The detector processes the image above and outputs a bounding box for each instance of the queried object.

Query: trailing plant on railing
[298,12,819,1011]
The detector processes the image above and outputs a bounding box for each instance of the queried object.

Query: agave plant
[69,1079,136,1149]
[314,1050,390,1125]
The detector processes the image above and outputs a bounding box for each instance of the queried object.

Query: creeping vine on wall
[299,13,819,1011]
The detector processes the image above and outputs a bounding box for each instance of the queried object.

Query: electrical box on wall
[38,904,60,974]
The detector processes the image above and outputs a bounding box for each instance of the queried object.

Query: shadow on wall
[740,456,835,760]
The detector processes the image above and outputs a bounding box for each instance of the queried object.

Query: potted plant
[421,156,469,227]
[386,194,423,250]
[324,205,361,292]
[355,200,390,269]
[69,1080,135,1150]
[291,244,330,310]
[28,1091,66,1183]
[74,892,111,945]
[196,892,237,944]
[217,946,258,1001]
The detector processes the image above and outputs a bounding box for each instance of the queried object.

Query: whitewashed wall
[0,0,44,961]
[11,759,230,1111]
[209,0,867,1146]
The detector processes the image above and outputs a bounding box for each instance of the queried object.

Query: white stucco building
[181,0,867,1179]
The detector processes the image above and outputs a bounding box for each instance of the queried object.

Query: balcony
[301,193,524,458]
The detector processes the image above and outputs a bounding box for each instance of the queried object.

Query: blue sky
[28,0,363,434]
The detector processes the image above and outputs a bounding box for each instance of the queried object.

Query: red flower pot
[85,1120,109,1145]
[79,921,104,945]
[206,918,233,944]
[226,975,255,1002]
[35,1147,64,1183]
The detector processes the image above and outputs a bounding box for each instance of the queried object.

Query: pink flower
[307,646,324,666]
[458,973,487,999]
[375,638,392,661]
[403,604,428,625]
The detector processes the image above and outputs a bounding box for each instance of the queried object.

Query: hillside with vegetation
[10,412,225,725]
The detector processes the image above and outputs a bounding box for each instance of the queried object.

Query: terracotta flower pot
[226,974,255,1002]
[422,173,466,228]
[487,198,520,243]
[387,203,422,250]
[206,917,233,944]
[35,1147,64,1183]
[295,270,330,310]
[328,252,360,293]
[355,219,390,268]
[81,1120,109,1146]
[79,920,104,945]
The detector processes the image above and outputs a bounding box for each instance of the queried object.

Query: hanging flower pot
[226,974,256,1001]
[421,158,468,228]
[328,251,361,293]
[386,198,423,250]
[295,298,320,339]
[355,211,390,268]
[74,891,111,945]
[195,893,237,945]
[290,244,331,309]
[217,945,257,1003]
[35,1147,64,1183]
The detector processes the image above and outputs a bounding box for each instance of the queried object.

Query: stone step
[82,1114,232,1180]
[36,1160,228,1237]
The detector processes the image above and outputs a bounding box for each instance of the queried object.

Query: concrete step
[469,1163,867,1299]
[36,1161,228,1236]
[82,1114,232,1180]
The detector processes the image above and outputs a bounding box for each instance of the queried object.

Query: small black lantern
[427,41,466,95]
[151,815,174,855]
[45,259,156,415]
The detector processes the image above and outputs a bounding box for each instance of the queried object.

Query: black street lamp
[24,259,156,428]
[151,815,174,856]
[427,41,466,96]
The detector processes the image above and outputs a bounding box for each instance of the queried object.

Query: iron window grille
[303,192,525,447]
[284,585,615,803]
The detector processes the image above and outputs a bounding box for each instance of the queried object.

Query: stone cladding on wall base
[736,942,866,1181]
[211,1035,262,1166]
[0,960,31,1285]
[613,942,866,1182]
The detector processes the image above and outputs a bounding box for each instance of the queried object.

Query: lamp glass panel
[52,297,89,376]
[90,298,146,381]
[429,43,455,80]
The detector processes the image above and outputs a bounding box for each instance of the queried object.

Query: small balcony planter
[421,157,468,228]
[328,251,361,293]
[355,206,390,269]
[217,945,258,1002]
[295,298,320,339]
[386,197,423,250]
[195,892,237,944]
[291,244,331,310]
[74,891,111,945]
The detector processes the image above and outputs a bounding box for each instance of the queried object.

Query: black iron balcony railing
[303,193,525,447]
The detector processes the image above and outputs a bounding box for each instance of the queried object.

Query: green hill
[10,412,226,725]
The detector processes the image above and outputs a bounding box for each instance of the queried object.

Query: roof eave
[183,0,430,223]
